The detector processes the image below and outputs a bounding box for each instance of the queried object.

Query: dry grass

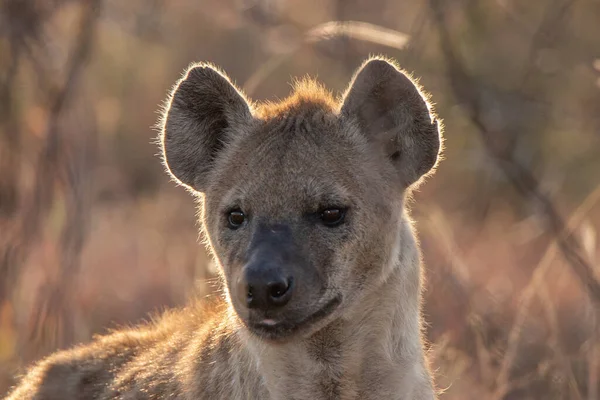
[1,0,599,398]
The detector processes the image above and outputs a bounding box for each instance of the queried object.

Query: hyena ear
[160,63,252,192]
[340,58,441,187]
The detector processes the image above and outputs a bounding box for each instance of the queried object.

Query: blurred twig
[0,34,22,221]
[589,331,599,400]
[0,0,56,307]
[0,0,102,360]
[538,284,583,399]
[243,20,410,95]
[491,186,600,398]
[427,0,600,306]
[26,0,101,358]
[428,0,599,395]
[518,0,577,88]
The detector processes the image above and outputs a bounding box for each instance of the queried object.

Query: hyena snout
[239,261,294,311]
[234,223,309,314]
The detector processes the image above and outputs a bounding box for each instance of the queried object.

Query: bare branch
[0,0,102,360]
[427,0,600,306]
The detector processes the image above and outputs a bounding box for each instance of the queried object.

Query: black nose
[239,267,294,310]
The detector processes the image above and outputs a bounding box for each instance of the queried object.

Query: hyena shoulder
[6,299,237,399]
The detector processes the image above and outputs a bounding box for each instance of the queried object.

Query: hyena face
[160,58,441,342]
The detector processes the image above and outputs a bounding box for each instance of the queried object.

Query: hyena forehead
[210,96,374,214]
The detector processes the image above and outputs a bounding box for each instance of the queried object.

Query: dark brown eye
[320,208,345,227]
[227,210,246,229]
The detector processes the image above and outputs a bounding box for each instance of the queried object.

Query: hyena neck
[239,220,434,399]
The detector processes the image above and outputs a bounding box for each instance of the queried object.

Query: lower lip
[251,295,342,333]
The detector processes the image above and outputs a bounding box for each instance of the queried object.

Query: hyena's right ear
[159,63,252,192]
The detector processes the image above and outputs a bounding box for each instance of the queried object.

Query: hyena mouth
[248,294,342,341]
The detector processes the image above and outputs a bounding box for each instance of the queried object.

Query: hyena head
[159,57,441,342]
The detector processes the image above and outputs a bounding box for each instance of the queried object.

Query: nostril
[267,277,293,306]
[269,281,288,299]
[246,285,254,307]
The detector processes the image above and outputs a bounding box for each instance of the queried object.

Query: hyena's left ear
[341,58,441,187]
[159,63,253,192]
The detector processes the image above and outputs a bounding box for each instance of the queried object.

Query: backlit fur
[6,56,443,400]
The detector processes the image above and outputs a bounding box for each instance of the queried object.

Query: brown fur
[6,56,443,399]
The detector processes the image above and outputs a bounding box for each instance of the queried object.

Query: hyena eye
[320,208,346,227]
[227,210,246,229]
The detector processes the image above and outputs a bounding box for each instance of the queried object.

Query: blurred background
[1,0,599,398]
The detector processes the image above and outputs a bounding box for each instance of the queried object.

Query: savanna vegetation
[1,0,599,398]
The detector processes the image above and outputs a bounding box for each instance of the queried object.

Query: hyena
[6,56,443,400]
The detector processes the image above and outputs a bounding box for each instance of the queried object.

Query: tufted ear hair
[340,57,442,187]
[159,63,253,192]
